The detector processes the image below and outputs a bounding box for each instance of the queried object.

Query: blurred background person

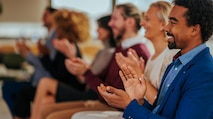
[36,3,151,119]
[31,14,116,119]
[30,9,93,119]
[13,9,89,119]
[2,6,57,117]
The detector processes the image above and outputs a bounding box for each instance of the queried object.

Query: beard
[168,40,177,49]
[114,26,125,42]
[167,32,177,49]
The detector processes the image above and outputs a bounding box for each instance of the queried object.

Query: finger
[120,64,134,79]
[97,86,107,99]
[128,48,139,59]
[65,59,81,73]
[97,85,112,101]
[106,86,121,95]
[139,57,145,73]
[97,84,105,93]
[61,38,69,42]
[99,83,107,91]
[119,70,127,84]
[127,51,139,65]
[69,43,76,57]
[115,53,125,68]
[127,65,139,79]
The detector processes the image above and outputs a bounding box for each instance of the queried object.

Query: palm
[115,49,144,76]
[65,58,88,76]
[53,38,76,59]
[119,64,146,101]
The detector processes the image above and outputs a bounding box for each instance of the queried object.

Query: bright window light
[52,0,112,17]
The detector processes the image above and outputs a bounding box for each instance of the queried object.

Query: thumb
[106,86,120,95]
[139,57,145,73]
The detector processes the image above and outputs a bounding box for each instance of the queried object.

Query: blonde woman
[72,1,179,118]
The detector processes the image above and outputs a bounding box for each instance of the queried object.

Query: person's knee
[39,77,52,85]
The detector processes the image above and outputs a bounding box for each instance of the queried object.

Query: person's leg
[55,82,98,102]
[46,101,117,119]
[2,81,31,116]
[13,84,36,119]
[40,101,86,119]
[31,77,58,119]
[32,77,98,119]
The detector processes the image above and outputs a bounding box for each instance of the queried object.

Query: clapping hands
[53,38,76,59]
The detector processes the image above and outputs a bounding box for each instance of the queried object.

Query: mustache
[166,32,174,37]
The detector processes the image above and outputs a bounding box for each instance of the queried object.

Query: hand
[16,40,30,58]
[77,75,85,83]
[37,40,50,55]
[115,48,145,76]
[97,83,131,109]
[119,64,146,105]
[65,58,90,76]
[53,38,76,59]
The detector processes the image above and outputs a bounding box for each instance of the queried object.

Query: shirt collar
[121,35,146,50]
[177,43,207,65]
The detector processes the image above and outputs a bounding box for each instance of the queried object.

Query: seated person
[32,3,151,119]
[31,14,117,119]
[2,6,57,117]
[13,9,89,119]
[98,0,213,118]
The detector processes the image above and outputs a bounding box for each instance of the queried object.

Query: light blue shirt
[26,29,56,86]
[26,53,52,86]
[153,43,207,113]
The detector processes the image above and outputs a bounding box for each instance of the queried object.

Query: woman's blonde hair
[150,1,172,24]
[53,9,91,43]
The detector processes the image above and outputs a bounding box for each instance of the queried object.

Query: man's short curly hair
[173,0,213,42]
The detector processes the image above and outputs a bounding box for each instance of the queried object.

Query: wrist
[137,98,144,105]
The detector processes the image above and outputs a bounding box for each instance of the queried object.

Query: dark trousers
[14,85,36,118]
[2,81,31,116]
[56,82,98,102]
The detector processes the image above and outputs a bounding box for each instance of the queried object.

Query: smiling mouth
[166,32,174,41]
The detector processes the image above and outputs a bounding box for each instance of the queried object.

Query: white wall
[0,0,49,22]
[0,0,49,39]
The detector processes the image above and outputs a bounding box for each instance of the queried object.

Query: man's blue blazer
[123,47,213,119]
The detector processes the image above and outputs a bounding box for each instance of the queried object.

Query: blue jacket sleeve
[123,99,168,119]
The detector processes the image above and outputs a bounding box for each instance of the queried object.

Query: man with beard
[35,3,151,119]
[98,0,213,118]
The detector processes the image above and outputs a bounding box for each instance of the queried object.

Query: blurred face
[42,10,52,29]
[141,6,165,41]
[108,8,126,40]
[164,5,192,51]
[97,24,110,41]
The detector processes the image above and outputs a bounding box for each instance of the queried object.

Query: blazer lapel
[156,64,190,113]
[156,48,209,113]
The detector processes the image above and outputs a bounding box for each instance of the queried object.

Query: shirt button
[128,116,133,119]
[175,67,178,70]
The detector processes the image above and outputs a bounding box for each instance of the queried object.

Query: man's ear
[191,24,201,36]
[126,17,135,27]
